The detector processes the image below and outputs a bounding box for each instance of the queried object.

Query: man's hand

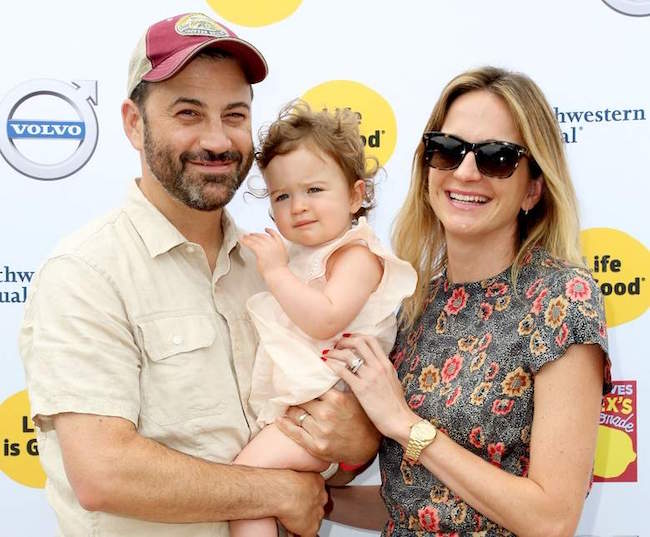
[276,389,381,465]
[53,413,327,527]
[277,470,328,537]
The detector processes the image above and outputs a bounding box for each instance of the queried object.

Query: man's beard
[142,122,254,212]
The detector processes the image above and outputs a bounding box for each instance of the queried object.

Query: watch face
[413,420,436,441]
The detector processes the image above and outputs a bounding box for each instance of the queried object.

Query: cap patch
[175,13,229,38]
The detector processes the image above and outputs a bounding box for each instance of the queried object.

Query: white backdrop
[1,1,648,535]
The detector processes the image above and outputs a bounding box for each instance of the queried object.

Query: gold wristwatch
[404,420,437,463]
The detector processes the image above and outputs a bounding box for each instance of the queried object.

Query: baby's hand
[240,228,289,278]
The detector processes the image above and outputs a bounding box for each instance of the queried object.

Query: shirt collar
[124,180,240,258]
[221,206,241,256]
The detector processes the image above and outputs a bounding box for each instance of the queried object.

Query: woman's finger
[334,335,381,367]
[326,348,373,381]
[323,348,357,368]
[364,336,393,368]
[324,355,361,389]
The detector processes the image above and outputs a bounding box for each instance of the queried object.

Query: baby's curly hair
[256,100,378,219]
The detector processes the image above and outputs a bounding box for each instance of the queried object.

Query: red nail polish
[342,333,351,337]
[320,356,327,361]
[322,349,329,355]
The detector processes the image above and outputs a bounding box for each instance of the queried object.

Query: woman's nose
[453,151,482,182]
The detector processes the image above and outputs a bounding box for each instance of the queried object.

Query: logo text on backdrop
[0,79,98,180]
[554,106,645,143]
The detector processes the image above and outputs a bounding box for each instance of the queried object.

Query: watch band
[405,420,437,463]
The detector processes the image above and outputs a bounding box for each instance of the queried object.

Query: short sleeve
[522,266,611,394]
[19,255,141,430]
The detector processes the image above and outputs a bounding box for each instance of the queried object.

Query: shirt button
[172,335,183,345]
[186,245,195,253]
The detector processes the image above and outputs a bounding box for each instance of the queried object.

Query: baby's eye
[274,193,289,202]
[307,187,323,194]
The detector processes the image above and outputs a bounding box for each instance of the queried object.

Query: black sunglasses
[423,131,537,179]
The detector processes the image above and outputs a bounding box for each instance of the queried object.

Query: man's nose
[199,120,233,154]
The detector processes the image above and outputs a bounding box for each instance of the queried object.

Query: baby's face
[264,144,363,247]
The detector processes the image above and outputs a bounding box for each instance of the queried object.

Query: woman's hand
[323,335,418,440]
[239,228,289,278]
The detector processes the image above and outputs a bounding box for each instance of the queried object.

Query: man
[19,12,379,537]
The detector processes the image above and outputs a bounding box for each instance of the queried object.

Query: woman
[322,66,610,536]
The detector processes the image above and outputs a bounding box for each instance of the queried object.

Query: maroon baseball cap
[127,12,268,96]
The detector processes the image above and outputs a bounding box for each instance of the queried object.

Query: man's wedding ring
[297,411,309,427]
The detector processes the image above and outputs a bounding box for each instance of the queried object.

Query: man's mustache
[181,150,243,164]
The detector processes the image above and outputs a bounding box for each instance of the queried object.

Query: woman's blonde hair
[394,66,582,328]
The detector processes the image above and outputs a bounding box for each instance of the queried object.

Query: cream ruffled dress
[247,218,417,426]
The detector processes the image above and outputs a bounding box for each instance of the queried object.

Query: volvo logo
[0,79,98,180]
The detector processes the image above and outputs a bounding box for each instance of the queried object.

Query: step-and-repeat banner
[1,1,647,535]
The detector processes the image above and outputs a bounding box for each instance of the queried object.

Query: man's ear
[522,177,543,212]
[350,179,366,214]
[122,99,144,151]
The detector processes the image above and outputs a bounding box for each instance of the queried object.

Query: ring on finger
[348,356,365,374]
[297,411,309,427]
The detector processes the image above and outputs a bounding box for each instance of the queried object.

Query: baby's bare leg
[230,423,330,537]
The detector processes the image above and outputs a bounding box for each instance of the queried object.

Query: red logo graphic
[594,380,637,482]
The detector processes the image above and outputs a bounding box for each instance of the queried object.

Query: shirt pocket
[140,315,216,359]
[138,314,222,426]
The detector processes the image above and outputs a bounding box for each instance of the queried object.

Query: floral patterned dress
[379,248,611,536]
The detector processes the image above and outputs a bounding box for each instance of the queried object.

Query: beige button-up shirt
[19,181,264,536]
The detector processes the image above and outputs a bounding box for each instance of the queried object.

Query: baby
[231,102,417,537]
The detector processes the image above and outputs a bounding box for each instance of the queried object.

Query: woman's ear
[522,177,543,212]
[350,179,366,214]
[122,99,145,151]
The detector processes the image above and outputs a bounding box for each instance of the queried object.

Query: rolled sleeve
[20,254,141,429]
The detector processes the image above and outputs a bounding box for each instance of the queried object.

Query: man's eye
[226,112,247,121]
[178,109,199,118]
[274,193,289,202]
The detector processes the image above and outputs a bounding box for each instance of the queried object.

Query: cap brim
[142,38,268,85]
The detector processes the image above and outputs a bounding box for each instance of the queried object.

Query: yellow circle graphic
[301,80,398,169]
[0,390,46,488]
[581,228,649,327]
[206,0,303,27]
[594,425,636,479]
